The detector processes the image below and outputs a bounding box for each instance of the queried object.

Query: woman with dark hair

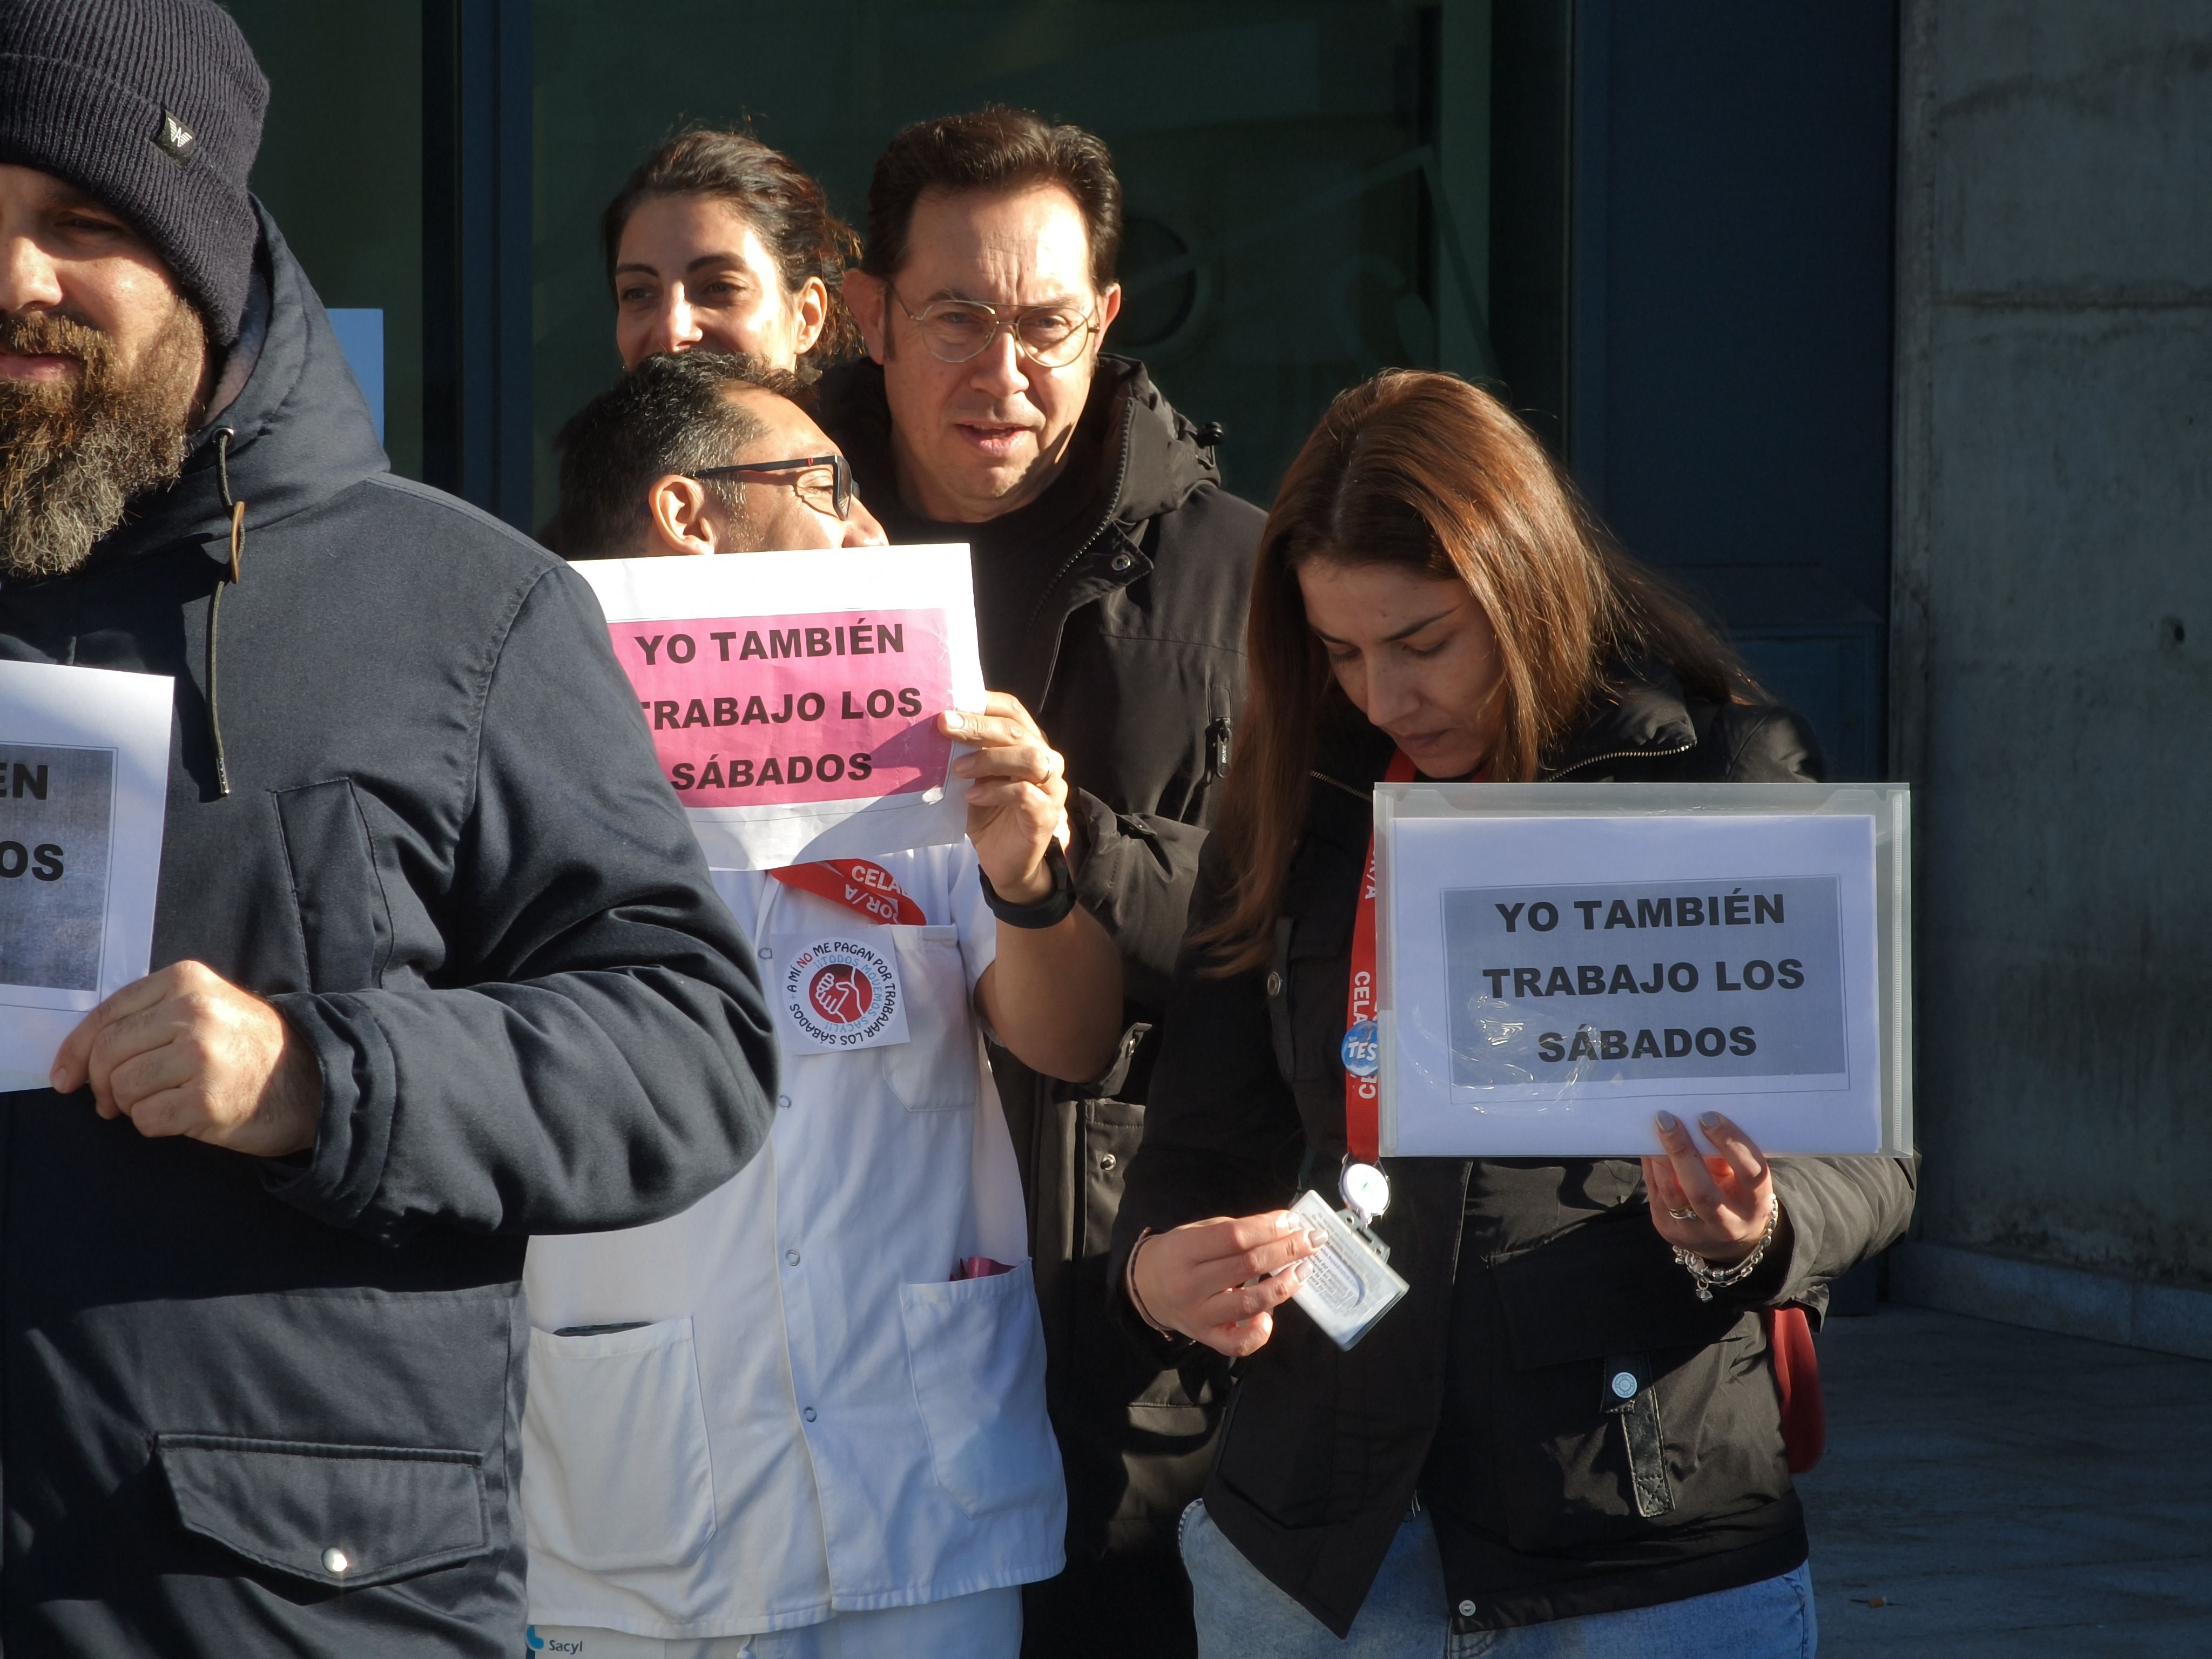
[1111,370,1914,1656]
[603,126,861,379]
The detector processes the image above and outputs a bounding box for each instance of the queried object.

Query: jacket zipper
[1204,716,1233,781]
[1543,738,1694,780]
[1021,396,1139,637]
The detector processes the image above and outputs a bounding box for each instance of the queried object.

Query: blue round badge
[1341,1018,1380,1078]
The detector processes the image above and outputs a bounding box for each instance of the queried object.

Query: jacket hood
[814,352,1222,540]
[1094,353,1222,526]
[92,199,388,571]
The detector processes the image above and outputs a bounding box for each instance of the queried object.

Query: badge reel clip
[1286,1159,1410,1351]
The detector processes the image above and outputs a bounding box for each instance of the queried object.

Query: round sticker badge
[1341,1018,1380,1079]
[781,937,907,1051]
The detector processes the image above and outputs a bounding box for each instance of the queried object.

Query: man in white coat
[521,356,1121,1657]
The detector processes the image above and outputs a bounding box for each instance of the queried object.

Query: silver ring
[1668,1206,1698,1222]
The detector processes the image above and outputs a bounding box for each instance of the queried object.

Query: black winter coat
[817,356,1262,1560]
[0,212,779,1654]
[1112,677,1917,1638]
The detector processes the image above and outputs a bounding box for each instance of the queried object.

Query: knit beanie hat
[0,0,268,345]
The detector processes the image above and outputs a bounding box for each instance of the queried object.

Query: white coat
[519,845,1066,1640]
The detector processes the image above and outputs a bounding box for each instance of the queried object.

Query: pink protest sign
[611,608,955,807]
[575,544,984,869]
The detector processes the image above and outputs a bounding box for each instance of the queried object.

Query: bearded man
[0,2,779,1654]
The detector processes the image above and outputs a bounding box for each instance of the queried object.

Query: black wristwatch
[977,839,1077,929]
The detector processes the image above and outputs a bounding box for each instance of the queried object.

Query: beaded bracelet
[1672,1193,1782,1303]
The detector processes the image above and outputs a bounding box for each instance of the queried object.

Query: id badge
[773,934,912,1053]
[1286,1188,1410,1350]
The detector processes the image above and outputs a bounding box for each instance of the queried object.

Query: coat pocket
[154,1433,489,1587]
[274,777,393,992]
[1472,1217,1765,1542]
[899,1260,1065,1520]
[879,924,983,1112]
[1208,1315,1345,1529]
[520,1316,717,1573]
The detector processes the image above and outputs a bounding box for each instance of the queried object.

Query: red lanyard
[1344,751,1417,1162]
[769,858,929,926]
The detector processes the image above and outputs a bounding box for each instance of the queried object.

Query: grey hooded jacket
[0,209,777,1654]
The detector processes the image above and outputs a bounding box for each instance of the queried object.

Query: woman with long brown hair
[1111,371,1913,1656]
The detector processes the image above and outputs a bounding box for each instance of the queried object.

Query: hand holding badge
[1125,757,1419,1358]
[1283,1157,1409,1350]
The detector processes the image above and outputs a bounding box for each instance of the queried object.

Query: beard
[0,298,208,581]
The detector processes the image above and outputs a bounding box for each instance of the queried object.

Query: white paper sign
[573,546,987,870]
[1380,793,1904,1157]
[0,660,172,1091]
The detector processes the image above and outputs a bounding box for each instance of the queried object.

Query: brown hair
[602,128,861,381]
[860,105,1122,292]
[1197,370,1756,973]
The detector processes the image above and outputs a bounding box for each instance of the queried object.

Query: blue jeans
[1181,1501,1817,1658]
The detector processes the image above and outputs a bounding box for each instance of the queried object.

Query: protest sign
[1374,783,1911,1157]
[0,660,172,1092]
[573,547,987,869]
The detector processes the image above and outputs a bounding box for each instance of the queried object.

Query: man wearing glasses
[530,342,1127,1656]
[544,351,886,556]
[822,106,1264,1659]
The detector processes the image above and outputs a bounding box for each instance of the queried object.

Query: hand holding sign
[51,961,321,1157]
[949,691,1125,1082]
[1643,1108,1781,1269]
[944,693,1067,903]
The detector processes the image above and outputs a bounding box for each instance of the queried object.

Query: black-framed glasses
[687,453,852,520]
[891,287,1101,368]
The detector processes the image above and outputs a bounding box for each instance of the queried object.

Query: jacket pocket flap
[1488,1216,1744,1370]
[156,1433,490,1587]
[274,777,393,992]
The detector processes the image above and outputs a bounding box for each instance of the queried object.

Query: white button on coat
[1610,1370,1640,1399]
[322,1547,350,1575]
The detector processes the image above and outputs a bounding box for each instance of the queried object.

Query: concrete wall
[1892,1,2212,1289]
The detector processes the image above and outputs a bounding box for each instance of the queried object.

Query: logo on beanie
[154,111,197,165]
